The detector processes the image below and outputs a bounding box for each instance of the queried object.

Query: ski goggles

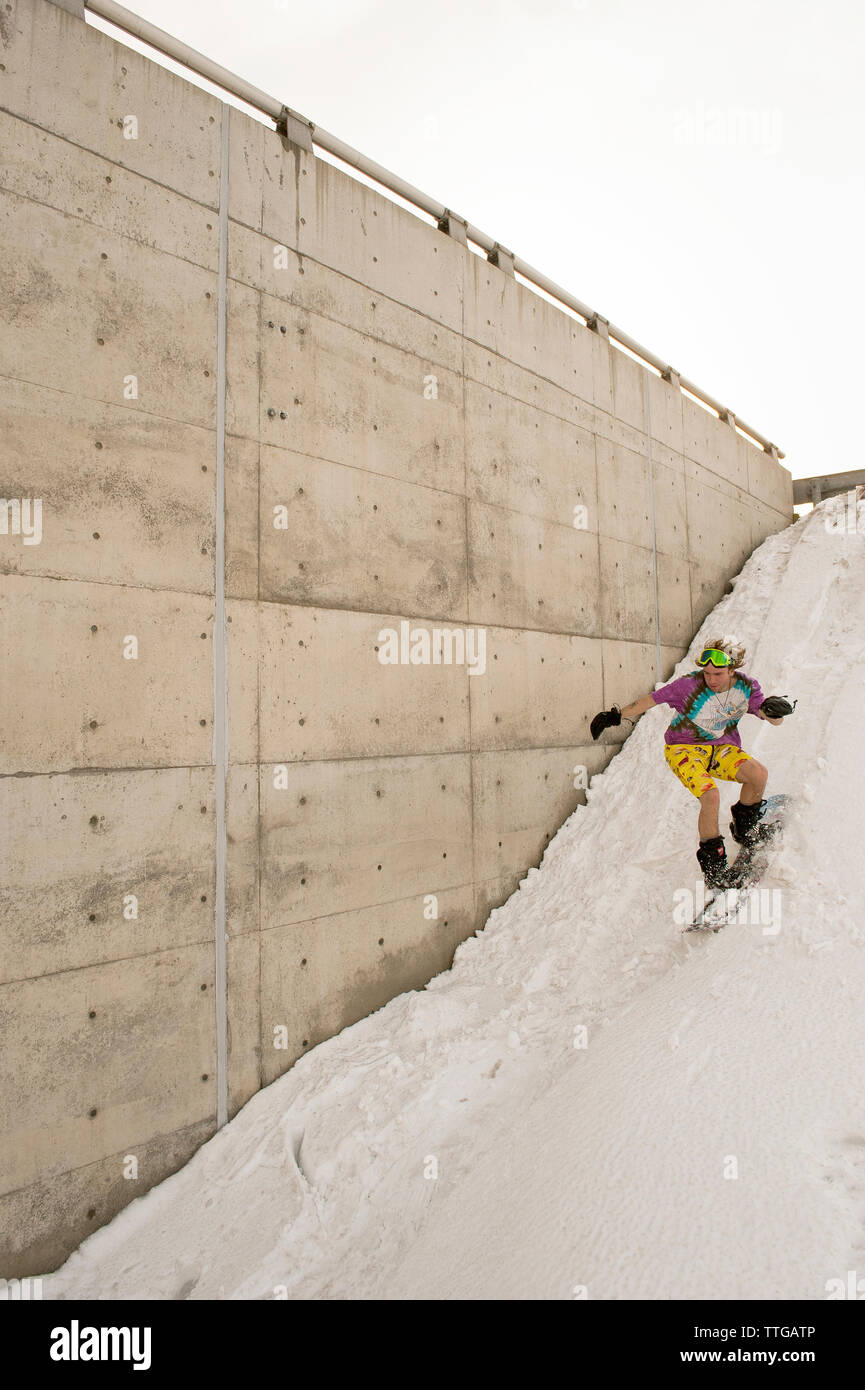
[696,647,735,668]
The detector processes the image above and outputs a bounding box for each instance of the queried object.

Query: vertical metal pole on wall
[646,385,663,684]
[212,104,230,1130]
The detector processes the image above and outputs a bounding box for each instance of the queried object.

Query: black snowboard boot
[696,835,729,888]
[730,798,767,846]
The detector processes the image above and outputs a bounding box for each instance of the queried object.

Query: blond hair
[701,635,746,668]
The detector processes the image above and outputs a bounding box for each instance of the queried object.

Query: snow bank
[32,493,865,1299]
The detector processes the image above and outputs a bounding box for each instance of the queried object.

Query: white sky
[87,0,864,504]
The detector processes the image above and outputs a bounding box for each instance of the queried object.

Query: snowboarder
[589,635,795,886]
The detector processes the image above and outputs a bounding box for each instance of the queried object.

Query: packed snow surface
[31,494,865,1299]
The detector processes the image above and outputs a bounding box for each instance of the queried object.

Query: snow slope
[30,492,865,1300]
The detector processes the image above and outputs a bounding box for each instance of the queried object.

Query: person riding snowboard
[589,636,795,886]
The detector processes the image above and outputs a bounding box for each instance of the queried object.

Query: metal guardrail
[793,470,865,504]
[83,0,785,460]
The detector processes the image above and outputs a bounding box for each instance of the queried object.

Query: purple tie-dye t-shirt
[651,670,765,747]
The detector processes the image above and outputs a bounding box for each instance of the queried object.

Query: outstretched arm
[590,691,657,740]
[620,693,657,722]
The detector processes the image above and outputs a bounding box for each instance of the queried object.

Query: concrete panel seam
[646,387,662,682]
[251,600,609,640]
[1,941,222,988]
[461,311,480,940]
[0,181,217,276]
[592,434,605,702]
[0,1118,218,1204]
[0,570,215,602]
[0,764,218,779]
[0,120,221,219]
[253,255,457,338]
[250,744,623,770]
[0,362,219,446]
[462,351,597,414]
[257,442,476,506]
[212,103,230,1131]
[258,882,479,935]
[253,274,462,355]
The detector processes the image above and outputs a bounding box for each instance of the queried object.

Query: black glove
[759,695,797,718]
[590,706,622,740]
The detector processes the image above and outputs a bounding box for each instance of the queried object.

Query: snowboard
[684,794,791,934]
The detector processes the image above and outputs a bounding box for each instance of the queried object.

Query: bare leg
[698,785,720,840]
[735,760,768,806]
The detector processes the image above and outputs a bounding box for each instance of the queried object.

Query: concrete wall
[0,0,793,1275]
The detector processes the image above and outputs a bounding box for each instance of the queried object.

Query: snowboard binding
[729,798,775,847]
[685,795,792,931]
[696,834,730,888]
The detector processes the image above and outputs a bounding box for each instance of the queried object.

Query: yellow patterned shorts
[664,742,753,799]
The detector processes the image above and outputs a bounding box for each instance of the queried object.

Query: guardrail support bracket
[488,242,515,276]
[277,105,314,151]
[438,210,468,245]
